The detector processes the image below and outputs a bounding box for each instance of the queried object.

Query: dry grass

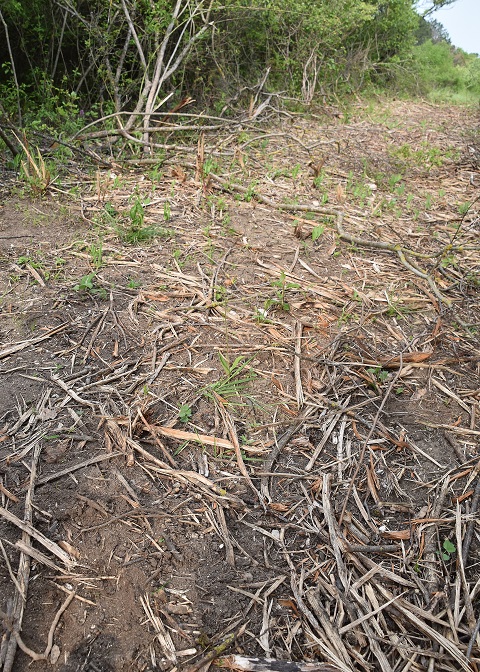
[0,99,479,672]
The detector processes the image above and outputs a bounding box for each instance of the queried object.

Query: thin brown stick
[2,591,75,662]
[2,444,40,672]
[339,355,403,525]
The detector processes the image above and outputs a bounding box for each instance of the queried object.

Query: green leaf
[178,404,192,423]
[443,539,456,555]
[218,352,230,375]
[312,224,325,241]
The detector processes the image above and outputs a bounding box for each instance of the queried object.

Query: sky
[429,0,480,54]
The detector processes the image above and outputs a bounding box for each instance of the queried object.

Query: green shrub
[398,40,480,101]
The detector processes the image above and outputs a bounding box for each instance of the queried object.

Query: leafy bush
[0,0,478,149]
[402,40,480,102]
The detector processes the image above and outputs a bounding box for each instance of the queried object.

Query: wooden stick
[2,444,40,672]
[217,656,344,672]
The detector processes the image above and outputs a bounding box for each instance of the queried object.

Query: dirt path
[0,99,479,672]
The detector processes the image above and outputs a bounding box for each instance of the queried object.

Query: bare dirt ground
[0,99,479,672]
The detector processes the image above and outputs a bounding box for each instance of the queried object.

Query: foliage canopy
[0,0,478,147]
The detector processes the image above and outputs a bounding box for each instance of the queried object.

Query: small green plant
[244,181,257,202]
[164,201,171,222]
[52,257,66,279]
[384,292,412,318]
[213,284,228,303]
[458,201,471,216]
[265,271,300,312]
[89,241,103,269]
[352,289,362,303]
[367,367,389,383]
[268,167,288,180]
[465,272,480,288]
[178,404,192,423]
[203,353,257,404]
[291,163,301,179]
[148,163,165,182]
[440,254,457,269]
[172,248,186,268]
[203,157,219,176]
[312,224,325,242]
[17,255,43,270]
[129,197,145,228]
[254,308,271,323]
[74,273,107,299]
[16,137,53,195]
[338,306,353,325]
[350,181,370,205]
[74,273,95,291]
[118,196,172,244]
[127,278,141,289]
[440,538,456,562]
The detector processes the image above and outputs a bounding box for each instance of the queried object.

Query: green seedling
[129,197,145,227]
[244,181,257,202]
[367,367,389,383]
[440,254,457,269]
[265,271,300,312]
[148,163,165,182]
[203,157,219,176]
[89,241,103,269]
[291,164,301,179]
[74,273,107,299]
[338,307,353,325]
[178,404,192,423]
[312,224,325,242]
[388,173,403,190]
[440,538,456,562]
[254,308,271,323]
[172,248,186,268]
[74,273,95,292]
[17,255,43,270]
[213,284,228,303]
[203,353,257,404]
[119,196,172,244]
